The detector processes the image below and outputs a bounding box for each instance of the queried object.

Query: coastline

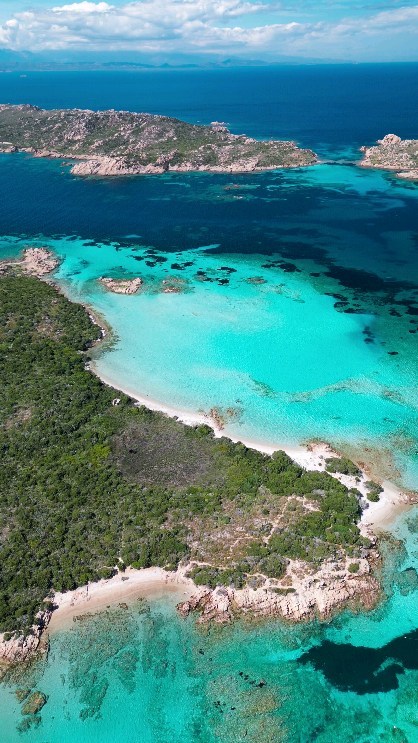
[93,365,412,534]
[0,104,318,177]
[5,245,415,536]
[51,267,417,537]
[0,147,319,177]
[46,551,381,637]
[359,134,418,182]
[47,567,197,635]
[0,251,415,667]
[359,159,418,182]
[42,473,412,642]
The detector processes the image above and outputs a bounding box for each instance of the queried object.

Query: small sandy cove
[46,451,411,636]
[48,567,196,635]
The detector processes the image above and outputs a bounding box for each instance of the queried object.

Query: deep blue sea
[1,64,418,154]
[0,65,418,741]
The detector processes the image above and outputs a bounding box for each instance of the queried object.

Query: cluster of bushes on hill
[0,275,367,633]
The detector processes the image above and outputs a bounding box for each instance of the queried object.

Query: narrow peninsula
[0,104,317,176]
[360,133,418,181]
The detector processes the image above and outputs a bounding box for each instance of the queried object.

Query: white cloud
[52,2,113,13]
[0,0,417,59]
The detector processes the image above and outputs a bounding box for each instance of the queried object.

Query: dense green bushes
[0,275,364,633]
[326,457,361,477]
[365,481,383,502]
[190,566,248,590]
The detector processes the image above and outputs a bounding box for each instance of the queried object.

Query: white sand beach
[92,366,411,533]
[48,567,197,635]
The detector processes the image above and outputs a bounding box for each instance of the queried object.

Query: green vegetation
[348,562,360,574]
[0,274,365,634]
[365,480,383,502]
[362,135,418,175]
[190,566,248,590]
[0,104,316,174]
[325,457,361,477]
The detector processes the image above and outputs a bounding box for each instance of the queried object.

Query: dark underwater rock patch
[397,567,418,595]
[261,260,300,273]
[362,326,375,344]
[171,261,194,270]
[196,270,214,282]
[298,628,418,694]
[325,265,416,295]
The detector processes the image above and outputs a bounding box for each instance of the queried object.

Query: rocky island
[0,104,317,176]
[360,133,418,181]
[99,277,143,294]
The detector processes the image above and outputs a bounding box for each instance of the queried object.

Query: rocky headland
[0,104,317,176]
[0,247,59,278]
[360,133,418,181]
[177,553,380,625]
[0,609,51,670]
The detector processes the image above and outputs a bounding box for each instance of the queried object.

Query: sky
[0,0,417,62]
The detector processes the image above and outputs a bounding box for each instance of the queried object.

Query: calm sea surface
[0,65,418,741]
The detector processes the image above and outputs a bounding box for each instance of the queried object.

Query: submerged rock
[397,567,418,595]
[16,715,42,733]
[15,688,31,702]
[21,691,47,715]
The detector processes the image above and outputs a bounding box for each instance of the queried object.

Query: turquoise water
[0,160,417,487]
[1,508,418,742]
[1,163,418,741]
[1,67,418,740]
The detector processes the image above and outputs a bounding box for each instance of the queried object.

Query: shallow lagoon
[1,157,417,487]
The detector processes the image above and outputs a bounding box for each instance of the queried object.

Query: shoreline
[0,104,317,177]
[47,567,197,635]
[359,160,418,182]
[0,148,319,178]
[5,239,416,534]
[46,553,381,637]
[0,251,415,664]
[93,365,412,534]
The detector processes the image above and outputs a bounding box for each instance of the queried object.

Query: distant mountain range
[0,49,342,71]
